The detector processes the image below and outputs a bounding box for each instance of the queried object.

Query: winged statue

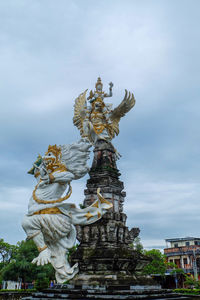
[73,77,136,144]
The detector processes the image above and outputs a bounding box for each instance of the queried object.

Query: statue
[73,77,136,144]
[22,139,112,283]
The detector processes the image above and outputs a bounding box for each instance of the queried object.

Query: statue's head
[88,77,104,103]
[91,97,105,112]
[95,77,103,94]
[43,144,61,168]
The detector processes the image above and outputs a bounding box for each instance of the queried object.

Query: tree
[131,237,143,253]
[184,275,200,288]
[1,240,54,284]
[0,239,17,265]
[142,249,167,276]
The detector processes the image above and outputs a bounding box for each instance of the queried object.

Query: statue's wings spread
[73,90,88,135]
[110,90,136,123]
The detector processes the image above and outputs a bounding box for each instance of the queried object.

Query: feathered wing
[109,90,136,138]
[60,139,91,180]
[73,90,88,137]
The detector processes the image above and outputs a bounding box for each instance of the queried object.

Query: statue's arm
[50,170,75,184]
[104,82,113,98]
[38,170,74,186]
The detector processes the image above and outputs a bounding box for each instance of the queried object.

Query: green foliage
[35,277,49,291]
[0,239,54,283]
[142,249,186,277]
[0,239,18,266]
[170,267,185,276]
[174,288,200,295]
[184,275,200,289]
[131,237,143,253]
[68,244,78,259]
[142,249,167,276]
[79,204,85,209]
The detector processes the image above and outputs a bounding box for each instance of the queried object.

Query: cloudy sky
[1,0,200,250]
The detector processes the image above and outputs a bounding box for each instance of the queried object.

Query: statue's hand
[109,82,113,88]
[32,248,51,266]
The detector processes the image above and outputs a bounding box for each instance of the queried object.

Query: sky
[0,0,200,250]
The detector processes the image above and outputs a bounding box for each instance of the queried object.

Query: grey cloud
[1,0,200,249]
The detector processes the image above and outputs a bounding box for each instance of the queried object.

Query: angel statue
[22,139,112,283]
[73,77,136,145]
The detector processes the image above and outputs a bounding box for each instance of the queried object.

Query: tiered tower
[71,139,149,285]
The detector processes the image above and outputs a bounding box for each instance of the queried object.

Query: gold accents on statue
[38,245,48,252]
[109,89,135,138]
[73,78,135,142]
[97,188,112,207]
[27,231,41,240]
[70,204,76,208]
[45,144,61,161]
[49,173,55,183]
[97,211,101,218]
[84,211,94,220]
[33,207,62,215]
[45,163,67,174]
[95,77,103,93]
[92,201,99,208]
[33,183,72,204]
[34,171,40,178]
[73,90,88,137]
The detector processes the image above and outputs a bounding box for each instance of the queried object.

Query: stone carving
[22,139,112,283]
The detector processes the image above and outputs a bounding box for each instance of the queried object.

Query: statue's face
[96,84,102,92]
[43,151,56,166]
[93,100,103,112]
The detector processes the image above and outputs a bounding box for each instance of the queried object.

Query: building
[164,237,200,279]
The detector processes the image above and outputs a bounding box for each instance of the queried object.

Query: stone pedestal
[70,140,149,285]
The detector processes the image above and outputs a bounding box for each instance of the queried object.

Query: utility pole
[193,249,198,281]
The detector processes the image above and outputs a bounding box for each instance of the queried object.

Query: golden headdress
[45,144,61,162]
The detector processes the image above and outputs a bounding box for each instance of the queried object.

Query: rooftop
[165,237,200,243]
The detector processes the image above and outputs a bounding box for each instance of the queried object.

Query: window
[185,242,190,246]
[183,258,187,265]
[174,243,178,248]
[196,258,200,267]
[195,241,200,245]
[175,259,181,268]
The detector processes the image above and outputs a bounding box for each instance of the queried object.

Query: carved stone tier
[76,212,139,249]
[70,140,149,285]
[83,139,125,214]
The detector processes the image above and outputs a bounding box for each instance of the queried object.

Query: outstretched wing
[61,139,91,180]
[73,90,88,136]
[109,90,136,137]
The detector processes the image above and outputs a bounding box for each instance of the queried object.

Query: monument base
[22,283,190,300]
[70,244,152,286]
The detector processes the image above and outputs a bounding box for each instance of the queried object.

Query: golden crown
[45,144,61,160]
[95,77,103,93]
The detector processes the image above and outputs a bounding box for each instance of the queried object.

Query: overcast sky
[1,0,200,250]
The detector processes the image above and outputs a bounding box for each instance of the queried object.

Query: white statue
[73,77,136,144]
[22,139,112,283]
